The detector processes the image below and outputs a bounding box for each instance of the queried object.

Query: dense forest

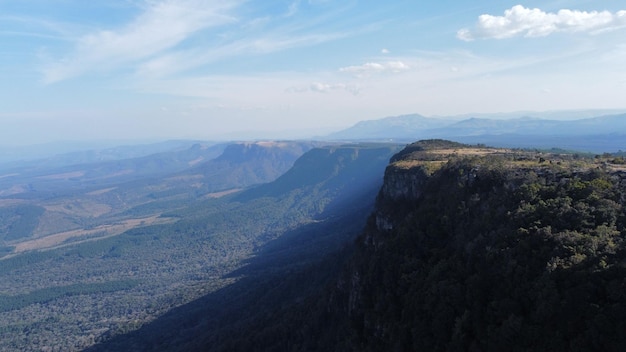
[337,141,626,351]
[2,139,626,351]
[0,143,399,351]
[160,140,626,351]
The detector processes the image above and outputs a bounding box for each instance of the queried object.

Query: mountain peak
[326,114,454,141]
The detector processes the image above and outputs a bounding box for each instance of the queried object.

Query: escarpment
[335,140,626,351]
[166,140,626,352]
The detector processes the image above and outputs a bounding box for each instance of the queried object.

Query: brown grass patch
[0,199,27,207]
[12,215,176,253]
[0,184,29,196]
[425,148,510,156]
[188,157,205,166]
[204,189,242,199]
[37,171,85,180]
[609,164,626,172]
[86,187,117,196]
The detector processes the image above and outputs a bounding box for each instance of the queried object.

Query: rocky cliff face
[375,161,431,233]
[379,165,430,202]
[333,140,626,351]
[371,140,467,236]
[106,140,625,352]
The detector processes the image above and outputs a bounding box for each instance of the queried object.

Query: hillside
[79,143,400,352]
[335,140,626,351]
[0,140,212,166]
[197,140,626,351]
[0,141,317,255]
[0,142,400,351]
[3,139,626,351]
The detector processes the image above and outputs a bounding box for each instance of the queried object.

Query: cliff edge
[337,140,626,351]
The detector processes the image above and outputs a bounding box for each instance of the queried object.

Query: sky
[1,0,626,145]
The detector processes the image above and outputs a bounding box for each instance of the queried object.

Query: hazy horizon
[2,108,625,148]
[2,1,626,145]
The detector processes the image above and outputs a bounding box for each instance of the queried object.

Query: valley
[0,134,624,351]
[12,215,176,253]
[0,140,399,351]
[152,140,626,351]
[4,1,626,350]
[0,141,319,257]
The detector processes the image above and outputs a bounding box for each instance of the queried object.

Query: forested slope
[339,141,626,351]
[205,140,626,351]
[77,143,400,352]
[0,141,317,255]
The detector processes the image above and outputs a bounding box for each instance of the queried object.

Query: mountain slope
[239,143,399,199]
[430,113,626,137]
[428,116,562,136]
[0,140,211,167]
[0,143,227,197]
[201,140,626,351]
[328,141,626,351]
[325,114,454,140]
[0,142,400,351]
[75,143,400,352]
[0,141,319,256]
[327,113,626,152]
[184,141,319,192]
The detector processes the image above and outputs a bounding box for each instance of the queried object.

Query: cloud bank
[458,5,626,41]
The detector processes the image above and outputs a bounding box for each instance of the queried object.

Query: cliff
[336,140,626,351]
[82,140,626,351]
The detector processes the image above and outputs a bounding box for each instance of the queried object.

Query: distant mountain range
[325,113,626,152]
[0,140,210,165]
[325,114,455,140]
[0,140,322,245]
[0,138,401,351]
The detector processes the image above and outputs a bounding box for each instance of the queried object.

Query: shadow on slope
[236,143,400,201]
[83,143,401,352]
[82,184,374,352]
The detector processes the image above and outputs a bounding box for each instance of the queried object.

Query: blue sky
[1,0,626,145]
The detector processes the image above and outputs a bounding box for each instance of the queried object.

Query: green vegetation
[181,142,626,351]
[0,141,317,247]
[0,204,44,242]
[341,155,626,351]
[0,281,137,313]
[390,139,467,162]
[0,143,399,352]
[0,246,13,258]
[3,139,626,351]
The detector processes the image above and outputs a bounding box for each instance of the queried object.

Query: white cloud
[41,0,361,82]
[41,0,240,83]
[339,61,410,77]
[135,31,349,78]
[381,48,390,54]
[288,82,361,95]
[458,5,626,41]
[1,15,79,40]
[310,82,333,92]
